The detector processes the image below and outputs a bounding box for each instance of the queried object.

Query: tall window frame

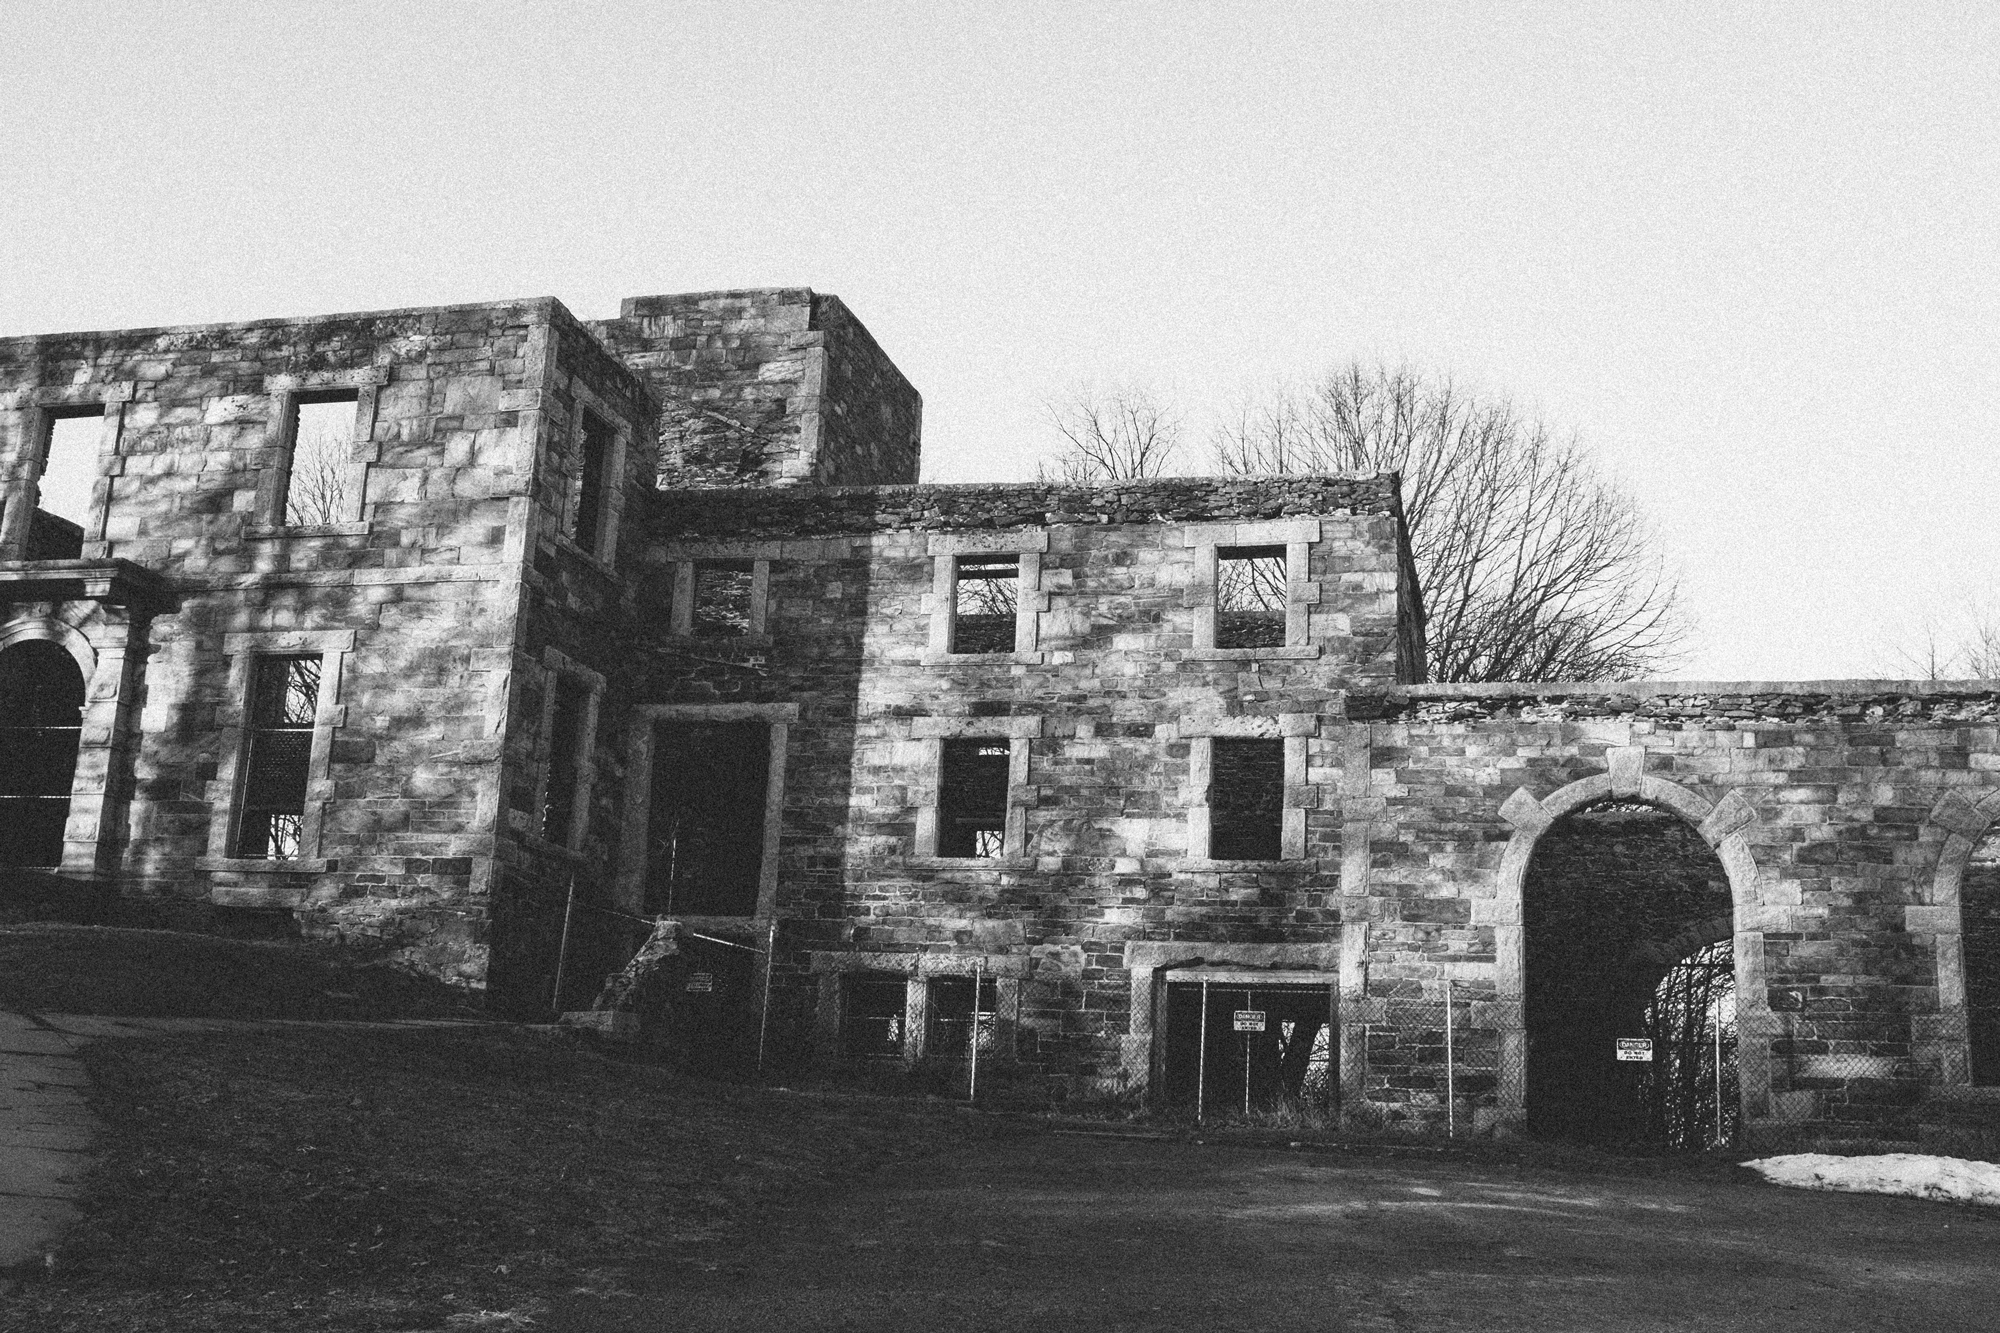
[911,716,1040,864]
[925,529,1046,665]
[0,386,129,560]
[615,701,796,921]
[254,370,385,535]
[1183,519,1322,660]
[1180,714,1316,866]
[202,629,353,872]
[530,649,605,855]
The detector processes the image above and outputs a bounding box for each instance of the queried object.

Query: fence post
[756,917,779,1074]
[551,873,578,1015]
[1197,977,1211,1124]
[1444,983,1456,1139]
[969,958,984,1103]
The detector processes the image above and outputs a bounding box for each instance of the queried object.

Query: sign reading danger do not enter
[685,973,715,993]
[1616,1037,1654,1062]
[1233,1010,1267,1032]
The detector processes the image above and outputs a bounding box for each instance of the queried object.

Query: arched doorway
[0,638,87,867]
[1523,802,1737,1147]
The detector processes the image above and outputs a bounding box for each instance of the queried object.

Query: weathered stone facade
[3,287,1997,1150]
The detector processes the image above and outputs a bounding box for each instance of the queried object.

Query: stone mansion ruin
[3,287,1997,1151]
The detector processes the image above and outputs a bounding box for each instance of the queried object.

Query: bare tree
[1890,599,2000,680]
[1037,386,1184,483]
[284,417,350,527]
[1210,363,1689,682]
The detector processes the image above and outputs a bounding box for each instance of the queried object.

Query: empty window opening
[0,641,86,868]
[1964,831,2000,1084]
[691,560,754,637]
[1209,738,1283,860]
[284,391,358,527]
[646,718,770,915]
[38,407,103,541]
[234,655,321,859]
[843,975,908,1057]
[1637,940,1738,1150]
[573,411,613,555]
[928,975,999,1059]
[540,676,591,846]
[1523,802,1735,1148]
[939,739,1009,858]
[952,555,1019,653]
[1161,982,1336,1114]
[1216,545,1287,649]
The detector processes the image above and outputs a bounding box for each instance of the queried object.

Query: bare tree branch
[1210,363,1691,682]
[1038,386,1184,482]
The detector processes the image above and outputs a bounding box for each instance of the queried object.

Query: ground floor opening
[1158,976,1335,1117]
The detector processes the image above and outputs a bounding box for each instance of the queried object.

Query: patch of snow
[1743,1153,2000,1206]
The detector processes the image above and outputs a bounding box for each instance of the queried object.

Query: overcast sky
[4,2,1995,681]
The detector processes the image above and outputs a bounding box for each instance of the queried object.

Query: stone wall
[588,288,921,490]
[0,299,654,987]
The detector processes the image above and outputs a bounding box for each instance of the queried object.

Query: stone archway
[1922,789,2000,1088]
[1491,746,1772,1132]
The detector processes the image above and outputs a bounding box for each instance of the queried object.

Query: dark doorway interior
[1963,831,2000,1086]
[668,935,760,1077]
[0,640,85,867]
[1161,980,1334,1114]
[1524,802,1735,1148]
[646,718,770,916]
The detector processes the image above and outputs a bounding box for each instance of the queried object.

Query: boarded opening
[1216,545,1286,649]
[646,718,770,915]
[234,655,320,859]
[1209,738,1282,860]
[939,739,1009,858]
[952,555,1018,653]
[1161,980,1335,1114]
[1524,802,1735,1148]
[284,391,357,527]
[0,640,86,867]
[842,974,907,1058]
[691,560,754,637]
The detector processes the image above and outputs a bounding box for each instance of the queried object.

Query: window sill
[903,856,1036,871]
[1176,857,1319,873]
[197,856,335,874]
[517,833,586,861]
[553,535,621,579]
[921,651,1045,667]
[671,633,773,650]
[244,522,370,540]
[1181,646,1321,662]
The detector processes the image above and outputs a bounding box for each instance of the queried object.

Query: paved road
[0,1011,95,1293]
[538,1131,2000,1332]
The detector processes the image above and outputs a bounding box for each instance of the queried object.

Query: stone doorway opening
[1524,801,1737,1148]
[0,638,85,867]
[1159,977,1335,1118]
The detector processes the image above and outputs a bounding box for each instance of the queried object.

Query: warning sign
[1616,1037,1653,1062]
[1233,1010,1267,1033]
[685,973,715,993]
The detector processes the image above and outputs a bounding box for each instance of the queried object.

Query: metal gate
[1161,979,1336,1119]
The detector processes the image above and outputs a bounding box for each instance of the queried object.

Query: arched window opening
[1638,940,1738,1149]
[0,638,87,867]
[1963,830,2000,1085]
[1524,800,1736,1148]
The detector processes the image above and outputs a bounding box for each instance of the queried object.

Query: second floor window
[573,411,613,555]
[1215,546,1287,649]
[1209,737,1283,860]
[283,391,359,527]
[692,560,755,637]
[939,739,1010,858]
[235,655,321,859]
[952,555,1019,653]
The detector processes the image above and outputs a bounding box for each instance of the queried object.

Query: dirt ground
[536,1130,2000,1333]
